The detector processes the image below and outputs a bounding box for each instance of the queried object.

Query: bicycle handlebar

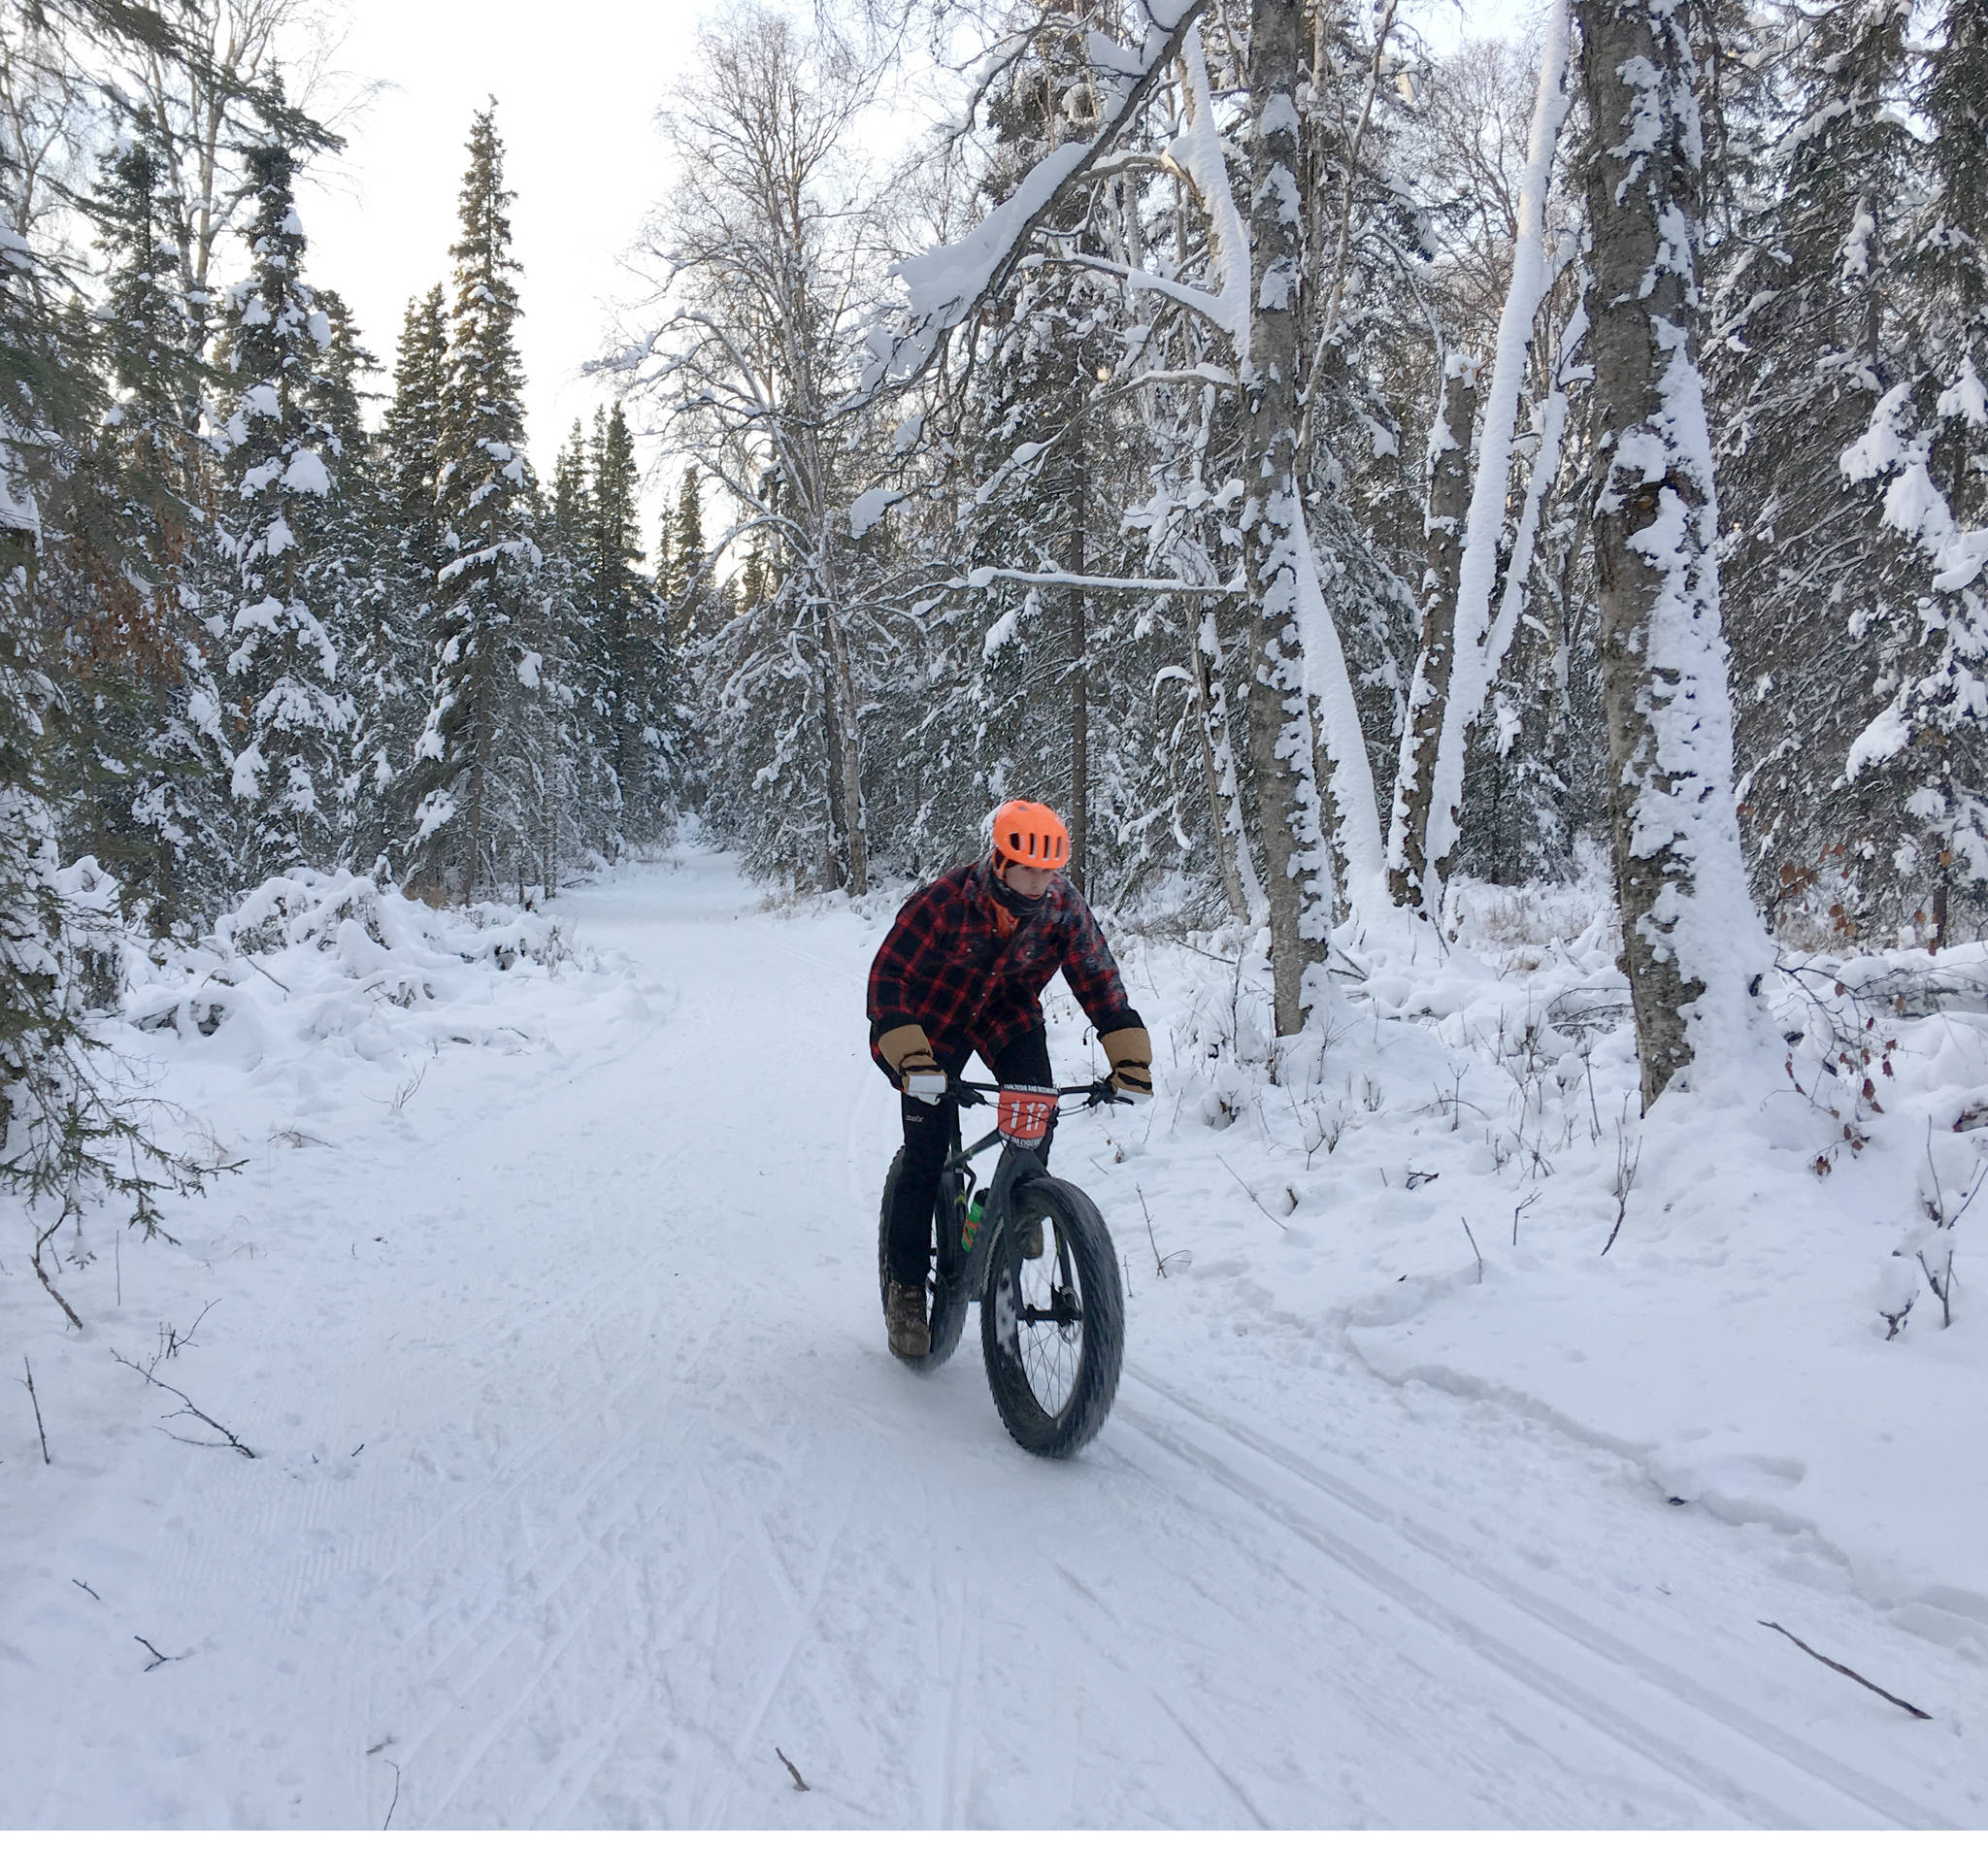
[947,1078,1119,1109]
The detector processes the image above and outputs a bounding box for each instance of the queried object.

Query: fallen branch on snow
[112,1350,256,1457]
[134,1635,186,1671]
[1758,1620,1931,1720]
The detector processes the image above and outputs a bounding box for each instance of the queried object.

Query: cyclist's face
[998,860,1056,899]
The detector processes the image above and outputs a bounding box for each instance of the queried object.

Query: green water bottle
[962,1187,988,1251]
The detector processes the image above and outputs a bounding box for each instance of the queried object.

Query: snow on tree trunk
[821,592,869,898]
[1068,461,1090,894]
[1418,0,1574,920]
[1242,0,1332,1034]
[1191,608,1259,922]
[1577,0,1773,1108]
[1388,351,1479,914]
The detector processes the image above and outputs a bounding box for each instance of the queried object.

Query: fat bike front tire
[878,1148,970,1371]
[980,1174,1124,1457]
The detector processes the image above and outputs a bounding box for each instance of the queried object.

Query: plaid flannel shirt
[867,857,1143,1074]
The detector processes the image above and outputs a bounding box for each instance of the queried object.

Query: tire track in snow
[1151,1689,1273,1828]
[1118,1367,1954,1829]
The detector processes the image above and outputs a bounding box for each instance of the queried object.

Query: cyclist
[867,800,1152,1358]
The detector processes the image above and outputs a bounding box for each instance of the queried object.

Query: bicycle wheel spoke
[1010,1220,1081,1416]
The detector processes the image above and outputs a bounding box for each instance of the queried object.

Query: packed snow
[2,845,1984,1828]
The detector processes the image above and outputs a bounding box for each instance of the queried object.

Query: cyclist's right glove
[1100,1024,1154,1099]
[878,1022,947,1101]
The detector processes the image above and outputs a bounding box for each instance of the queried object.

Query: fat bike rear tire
[980,1174,1124,1457]
[878,1148,969,1371]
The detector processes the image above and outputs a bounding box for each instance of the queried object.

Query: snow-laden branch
[1294,528,1388,911]
[1419,0,1574,915]
[1478,255,1585,693]
[958,567,1245,597]
[1165,22,1251,353]
[859,0,1211,396]
[1840,373,1988,784]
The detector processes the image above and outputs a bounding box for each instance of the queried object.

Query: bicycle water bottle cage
[997,1084,1058,1146]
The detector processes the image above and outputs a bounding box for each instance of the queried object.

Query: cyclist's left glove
[1100,1024,1153,1099]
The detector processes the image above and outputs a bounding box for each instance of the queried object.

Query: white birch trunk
[1418,0,1574,918]
[1387,351,1479,913]
[1577,0,1773,1107]
[1242,0,1332,1033]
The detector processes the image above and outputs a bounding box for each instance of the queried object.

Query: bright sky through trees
[300,0,705,510]
[298,0,1534,512]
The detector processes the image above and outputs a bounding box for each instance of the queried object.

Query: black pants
[885,1026,1053,1287]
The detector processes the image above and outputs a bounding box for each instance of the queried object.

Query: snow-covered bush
[125,868,580,1044]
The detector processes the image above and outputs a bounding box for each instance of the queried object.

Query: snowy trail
[4,850,1983,1828]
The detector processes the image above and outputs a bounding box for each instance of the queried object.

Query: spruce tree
[664,464,707,646]
[543,417,608,859]
[1841,0,1988,946]
[1712,0,1920,937]
[588,403,669,843]
[60,116,228,919]
[210,113,352,888]
[361,284,449,873]
[381,286,448,559]
[407,104,541,901]
[296,288,406,874]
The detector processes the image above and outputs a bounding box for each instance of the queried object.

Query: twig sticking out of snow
[31,1218,83,1332]
[1217,1157,1288,1230]
[775,1746,809,1792]
[1758,1621,1931,1720]
[1137,1184,1190,1277]
[1461,1218,1483,1284]
[1918,1249,1959,1329]
[1600,1120,1643,1257]
[21,1355,50,1463]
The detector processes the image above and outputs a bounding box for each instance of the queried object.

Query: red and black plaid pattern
[868,857,1142,1074]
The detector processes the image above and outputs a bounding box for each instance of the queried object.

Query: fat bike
[878,1079,1126,1458]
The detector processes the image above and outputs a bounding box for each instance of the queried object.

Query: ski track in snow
[2,848,1983,1828]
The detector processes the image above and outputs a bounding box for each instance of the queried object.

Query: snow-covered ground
[3,847,1984,1827]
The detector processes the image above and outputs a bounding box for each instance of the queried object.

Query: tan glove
[1100,1024,1153,1098]
[878,1023,945,1097]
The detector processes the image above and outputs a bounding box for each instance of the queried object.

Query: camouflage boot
[885,1280,931,1359]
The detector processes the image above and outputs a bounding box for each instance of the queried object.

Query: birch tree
[621,10,888,893]
[1392,0,1574,922]
[1577,0,1772,1106]
[1242,0,1334,1030]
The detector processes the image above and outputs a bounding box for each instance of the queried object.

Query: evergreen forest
[5,0,1987,1221]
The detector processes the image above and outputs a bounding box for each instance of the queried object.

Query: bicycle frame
[938,1080,1110,1302]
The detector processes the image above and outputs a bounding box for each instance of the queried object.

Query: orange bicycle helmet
[990,799,1071,871]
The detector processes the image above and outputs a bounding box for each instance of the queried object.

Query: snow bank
[1060,876,1988,1655]
[109,869,661,1160]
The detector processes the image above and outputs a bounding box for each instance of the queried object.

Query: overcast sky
[294,0,1537,541]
